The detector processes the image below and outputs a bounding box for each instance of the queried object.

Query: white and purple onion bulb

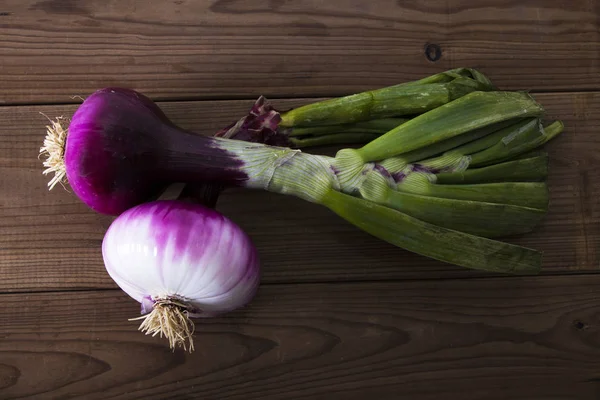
[102,200,260,352]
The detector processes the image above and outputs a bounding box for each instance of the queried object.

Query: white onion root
[39,114,69,190]
[129,298,196,353]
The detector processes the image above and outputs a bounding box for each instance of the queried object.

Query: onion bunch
[39,68,564,351]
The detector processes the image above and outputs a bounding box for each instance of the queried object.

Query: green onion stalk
[182,68,496,205]
[178,75,564,274]
[355,116,564,236]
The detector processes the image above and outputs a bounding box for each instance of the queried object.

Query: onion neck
[160,126,250,186]
[156,125,341,204]
[214,137,340,204]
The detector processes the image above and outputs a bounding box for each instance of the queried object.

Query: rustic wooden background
[1,0,599,399]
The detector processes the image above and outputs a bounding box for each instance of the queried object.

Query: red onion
[102,200,260,352]
[39,86,553,275]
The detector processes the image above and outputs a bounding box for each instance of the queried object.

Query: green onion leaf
[289,133,382,148]
[359,171,546,238]
[396,173,548,209]
[356,91,545,162]
[470,121,564,167]
[435,154,548,184]
[321,188,542,274]
[279,68,495,127]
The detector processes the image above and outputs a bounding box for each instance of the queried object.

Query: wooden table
[1,1,599,399]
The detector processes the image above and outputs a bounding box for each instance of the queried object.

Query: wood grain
[1,93,599,292]
[1,0,599,104]
[1,275,600,399]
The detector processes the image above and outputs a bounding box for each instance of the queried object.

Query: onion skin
[64,88,248,215]
[102,199,260,319]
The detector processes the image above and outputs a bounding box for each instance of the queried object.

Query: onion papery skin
[102,200,260,319]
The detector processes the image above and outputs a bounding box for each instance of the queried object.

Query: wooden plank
[1,275,600,399]
[1,0,599,104]
[1,93,598,292]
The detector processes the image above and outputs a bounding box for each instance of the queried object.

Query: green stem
[288,118,408,137]
[280,68,494,127]
[321,188,541,274]
[399,67,495,87]
[289,133,381,148]
[470,120,564,167]
[378,119,519,174]
[356,91,545,162]
[359,171,546,237]
[396,173,548,209]
[359,171,545,238]
[415,118,539,172]
[382,191,546,238]
[434,154,548,184]
[452,118,540,157]
[352,118,409,132]
[509,149,548,161]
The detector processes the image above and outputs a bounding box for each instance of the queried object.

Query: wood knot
[573,320,589,331]
[424,43,442,62]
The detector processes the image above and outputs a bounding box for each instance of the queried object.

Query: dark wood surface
[2,276,600,400]
[1,0,600,399]
[1,0,600,105]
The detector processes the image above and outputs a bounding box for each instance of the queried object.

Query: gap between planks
[4,88,600,108]
[2,269,599,297]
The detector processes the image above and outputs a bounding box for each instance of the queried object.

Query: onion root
[39,115,69,190]
[129,298,196,353]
